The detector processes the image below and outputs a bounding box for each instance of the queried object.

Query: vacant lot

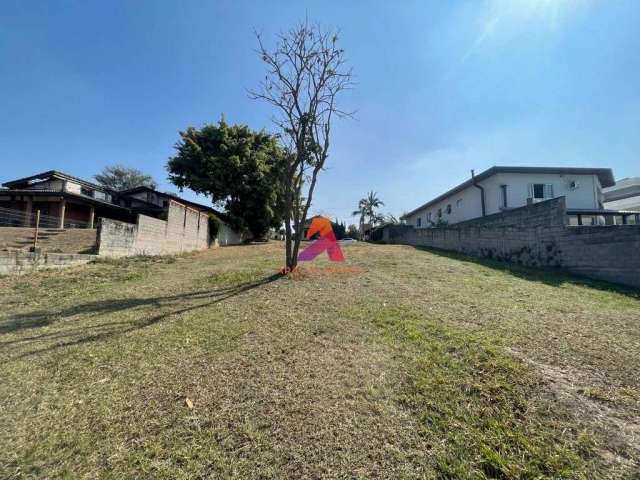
[1,243,638,479]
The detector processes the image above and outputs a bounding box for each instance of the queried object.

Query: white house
[603,177,640,211]
[401,166,615,227]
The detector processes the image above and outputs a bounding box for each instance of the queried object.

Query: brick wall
[0,250,96,275]
[97,201,211,257]
[386,197,640,289]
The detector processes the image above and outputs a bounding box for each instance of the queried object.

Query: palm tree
[352,198,367,230]
[363,191,384,225]
[352,191,385,238]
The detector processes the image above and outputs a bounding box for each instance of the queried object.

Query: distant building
[603,177,640,211]
[401,166,615,227]
[1,171,131,228]
[0,170,243,243]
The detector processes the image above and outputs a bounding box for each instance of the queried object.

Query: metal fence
[0,206,89,229]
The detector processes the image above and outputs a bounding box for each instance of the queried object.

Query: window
[500,184,508,208]
[456,198,462,208]
[531,183,554,200]
[417,217,422,227]
[80,187,93,197]
[437,208,442,218]
[427,212,432,223]
[533,184,544,199]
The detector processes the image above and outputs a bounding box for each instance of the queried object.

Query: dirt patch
[505,347,640,472]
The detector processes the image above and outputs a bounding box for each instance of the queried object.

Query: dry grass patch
[1,242,638,478]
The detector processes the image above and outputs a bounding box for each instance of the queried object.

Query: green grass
[0,243,638,479]
[348,303,596,478]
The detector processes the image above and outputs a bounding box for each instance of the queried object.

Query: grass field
[1,243,638,479]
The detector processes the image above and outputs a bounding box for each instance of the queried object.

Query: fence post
[33,210,41,250]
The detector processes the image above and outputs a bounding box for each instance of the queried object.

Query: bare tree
[251,20,353,271]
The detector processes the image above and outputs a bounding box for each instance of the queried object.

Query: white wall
[405,172,602,227]
[491,173,600,212]
[64,181,82,194]
[404,183,483,227]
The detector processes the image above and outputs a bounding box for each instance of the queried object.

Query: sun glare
[495,0,584,29]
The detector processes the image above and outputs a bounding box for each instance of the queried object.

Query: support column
[89,206,95,229]
[24,196,33,226]
[58,199,66,229]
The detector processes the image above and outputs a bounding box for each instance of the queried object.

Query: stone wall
[385,197,640,289]
[97,200,211,257]
[0,250,96,275]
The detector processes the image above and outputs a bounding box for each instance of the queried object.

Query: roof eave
[2,170,109,191]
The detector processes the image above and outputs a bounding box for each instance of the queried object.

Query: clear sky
[2,0,639,224]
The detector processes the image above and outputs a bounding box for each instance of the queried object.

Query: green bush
[208,215,221,242]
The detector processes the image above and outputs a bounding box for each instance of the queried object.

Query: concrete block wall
[97,200,211,257]
[387,197,640,289]
[559,226,640,287]
[136,214,171,254]
[196,213,209,248]
[0,250,96,275]
[96,219,137,257]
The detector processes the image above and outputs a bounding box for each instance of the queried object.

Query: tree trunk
[284,177,293,271]
[291,231,302,270]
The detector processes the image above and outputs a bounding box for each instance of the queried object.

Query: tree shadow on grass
[413,246,640,299]
[0,273,282,360]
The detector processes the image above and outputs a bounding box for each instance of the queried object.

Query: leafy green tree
[94,165,157,191]
[167,120,286,240]
[331,219,346,240]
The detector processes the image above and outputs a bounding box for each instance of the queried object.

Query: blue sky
[2,0,639,223]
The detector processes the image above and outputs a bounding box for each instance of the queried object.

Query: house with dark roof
[0,171,242,244]
[401,166,616,227]
[115,185,232,222]
[1,171,132,228]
